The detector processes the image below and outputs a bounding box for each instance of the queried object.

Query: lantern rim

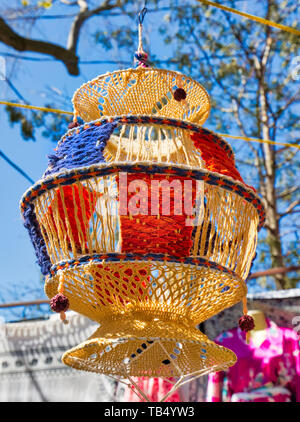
[45,257,247,324]
[47,252,244,280]
[20,162,266,230]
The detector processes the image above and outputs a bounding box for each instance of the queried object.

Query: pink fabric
[206,319,300,402]
[124,377,181,402]
[231,386,292,402]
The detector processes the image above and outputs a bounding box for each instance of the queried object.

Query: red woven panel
[191,132,255,191]
[118,173,196,257]
[47,184,97,250]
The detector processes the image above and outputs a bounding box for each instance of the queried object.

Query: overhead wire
[0,150,35,184]
[197,0,300,36]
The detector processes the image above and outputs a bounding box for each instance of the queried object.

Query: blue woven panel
[44,121,117,176]
[23,203,52,276]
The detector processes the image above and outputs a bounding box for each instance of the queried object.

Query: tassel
[49,271,69,324]
[238,297,255,344]
[68,110,79,129]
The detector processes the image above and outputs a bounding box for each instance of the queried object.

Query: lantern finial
[135,3,149,67]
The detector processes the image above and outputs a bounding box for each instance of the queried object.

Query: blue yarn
[23,203,52,275]
[22,122,116,274]
[44,121,117,177]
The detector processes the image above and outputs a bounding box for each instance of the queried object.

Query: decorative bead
[68,121,79,130]
[239,315,255,332]
[50,293,69,313]
[173,88,187,102]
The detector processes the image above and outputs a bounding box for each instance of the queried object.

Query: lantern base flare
[62,315,236,378]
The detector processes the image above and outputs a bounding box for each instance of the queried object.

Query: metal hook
[138,4,148,25]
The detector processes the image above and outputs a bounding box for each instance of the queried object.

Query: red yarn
[118,173,196,257]
[50,293,69,313]
[47,184,97,251]
[239,315,255,332]
[191,132,255,192]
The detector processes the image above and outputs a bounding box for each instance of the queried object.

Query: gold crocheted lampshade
[21,64,264,394]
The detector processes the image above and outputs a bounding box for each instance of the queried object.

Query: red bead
[239,315,255,332]
[50,293,69,313]
[173,88,187,101]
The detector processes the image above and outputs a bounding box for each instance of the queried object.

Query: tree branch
[0,16,79,75]
[248,265,300,280]
[67,0,121,54]
[277,185,300,200]
[279,199,300,219]
[0,1,123,75]
[274,87,300,120]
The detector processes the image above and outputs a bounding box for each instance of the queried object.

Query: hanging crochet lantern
[20,20,265,398]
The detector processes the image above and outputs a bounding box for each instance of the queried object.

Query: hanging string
[197,0,300,36]
[134,2,150,67]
